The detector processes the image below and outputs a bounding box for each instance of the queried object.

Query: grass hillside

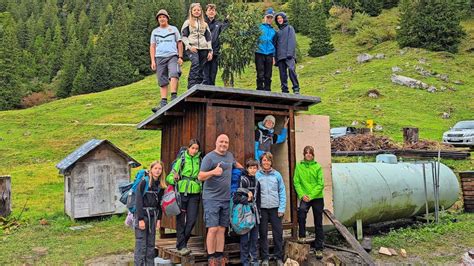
[0,8,472,264]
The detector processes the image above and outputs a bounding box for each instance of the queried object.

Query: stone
[427,86,436,93]
[418,58,427,64]
[442,112,450,119]
[368,92,378,98]
[357,53,373,63]
[392,66,402,73]
[440,86,447,91]
[400,49,407,55]
[391,74,429,90]
[400,249,407,258]
[375,53,385,59]
[388,248,398,256]
[453,80,464,85]
[415,65,432,77]
[436,74,449,82]
[448,87,457,92]
[351,120,359,126]
[378,247,392,256]
[32,247,48,256]
[334,70,342,74]
[69,224,93,231]
[375,125,383,131]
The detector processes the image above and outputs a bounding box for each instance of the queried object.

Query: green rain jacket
[293,160,324,200]
[166,151,201,195]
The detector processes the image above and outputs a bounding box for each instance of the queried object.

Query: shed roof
[137,85,321,129]
[56,139,141,174]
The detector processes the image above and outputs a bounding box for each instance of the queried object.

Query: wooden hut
[56,139,140,219]
[137,85,334,239]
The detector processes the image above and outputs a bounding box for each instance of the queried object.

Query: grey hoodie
[274,12,297,62]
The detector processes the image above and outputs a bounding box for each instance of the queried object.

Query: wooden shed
[137,85,334,238]
[56,139,141,219]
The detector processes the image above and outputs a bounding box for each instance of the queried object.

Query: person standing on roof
[182,3,213,90]
[255,115,288,160]
[203,4,228,86]
[255,8,277,91]
[166,139,202,256]
[150,9,184,112]
[274,12,300,94]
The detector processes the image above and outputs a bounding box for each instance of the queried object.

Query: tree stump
[285,240,311,264]
[403,128,419,144]
[0,175,12,217]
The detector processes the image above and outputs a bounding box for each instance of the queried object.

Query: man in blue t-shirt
[150,9,184,112]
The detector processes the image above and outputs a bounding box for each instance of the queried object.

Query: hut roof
[56,139,141,174]
[137,85,321,129]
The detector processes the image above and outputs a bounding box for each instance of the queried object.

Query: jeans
[240,224,258,265]
[298,198,324,250]
[176,194,200,249]
[259,208,283,260]
[277,58,299,93]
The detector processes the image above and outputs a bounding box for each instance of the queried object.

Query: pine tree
[49,24,64,79]
[71,64,90,95]
[397,0,466,53]
[357,0,383,16]
[57,34,82,98]
[219,4,261,87]
[308,3,334,57]
[0,13,23,110]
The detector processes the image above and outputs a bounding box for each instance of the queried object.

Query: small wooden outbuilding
[137,85,334,238]
[56,139,140,219]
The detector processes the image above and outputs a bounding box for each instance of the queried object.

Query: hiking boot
[171,93,177,101]
[314,250,324,259]
[151,99,167,113]
[178,247,191,256]
[208,257,218,266]
[261,260,269,266]
[294,88,300,95]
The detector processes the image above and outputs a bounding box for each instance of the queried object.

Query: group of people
[150,4,301,112]
[133,115,324,266]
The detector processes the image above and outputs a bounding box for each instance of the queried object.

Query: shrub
[346,12,373,35]
[354,27,396,49]
[328,6,353,33]
[21,90,56,108]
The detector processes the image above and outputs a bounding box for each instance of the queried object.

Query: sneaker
[294,88,300,94]
[178,248,191,256]
[151,100,167,113]
[297,237,308,244]
[277,260,284,266]
[171,93,177,101]
[314,250,323,259]
[261,260,269,266]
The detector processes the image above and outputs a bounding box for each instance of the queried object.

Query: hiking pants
[240,224,259,265]
[187,49,209,89]
[259,208,283,261]
[277,58,300,93]
[298,198,324,250]
[203,55,219,85]
[176,193,200,249]
[255,53,273,91]
[134,212,157,266]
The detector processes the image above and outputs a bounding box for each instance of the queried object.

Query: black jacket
[206,17,229,56]
[233,172,261,211]
[135,178,164,221]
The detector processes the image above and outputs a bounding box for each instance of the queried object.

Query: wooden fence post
[403,127,419,144]
[0,175,12,217]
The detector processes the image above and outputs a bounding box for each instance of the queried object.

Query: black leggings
[176,194,200,249]
[298,198,324,250]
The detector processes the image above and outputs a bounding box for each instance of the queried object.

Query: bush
[328,6,353,33]
[21,90,56,108]
[346,12,372,34]
[397,0,466,53]
[356,0,383,16]
[354,26,396,49]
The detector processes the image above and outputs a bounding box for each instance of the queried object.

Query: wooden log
[323,209,375,265]
[0,175,11,217]
[285,240,311,264]
[403,128,419,144]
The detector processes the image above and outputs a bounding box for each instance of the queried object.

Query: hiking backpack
[231,168,243,194]
[170,146,188,177]
[118,169,149,213]
[161,184,181,216]
[230,200,256,235]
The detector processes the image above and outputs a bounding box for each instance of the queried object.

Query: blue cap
[265,8,274,17]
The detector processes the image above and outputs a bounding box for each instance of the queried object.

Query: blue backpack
[231,168,243,194]
[119,169,149,213]
[230,200,256,235]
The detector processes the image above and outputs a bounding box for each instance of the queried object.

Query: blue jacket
[254,122,288,160]
[256,169,286,213]
[256,23,276,56]
[274,12,297,61]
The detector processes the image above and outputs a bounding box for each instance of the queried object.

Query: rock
[400,249,407,258]
[453,80,464,85]
[368,92,378,98]
[392,66,402,73]
[375,53,385,59]
[69,224,93,231]
[23,131,31,136]
[391,74,429,90]
[378,247,392,256]
[86,103,92,107]
[436,74,449,82]
[361,237,372,252]
[334,70,342,74]
[400,49,407,55]
[351,120,359,126]
[440,86,447,91]
[32,247,48,256]
[442,112,450,119]
[367,89,381,98]
[418,58,427,64]
[462,250,474,265]
[415,65,432,77]
[388,248,398,256]
[357,53,373,63]
[375,125,383,131]
[448,87,457,92]
[427,86,436,93]
[284,258,300,266]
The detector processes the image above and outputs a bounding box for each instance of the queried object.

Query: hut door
[88,164,114,215]
[294,115,333,225]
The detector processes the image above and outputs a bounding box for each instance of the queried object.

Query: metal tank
[332,155,460,226]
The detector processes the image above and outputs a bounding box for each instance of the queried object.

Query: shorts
[203,199,230,228]
[156,56,181,87]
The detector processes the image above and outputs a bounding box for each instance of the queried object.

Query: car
[330,127,357,139]
[442,120,474,147]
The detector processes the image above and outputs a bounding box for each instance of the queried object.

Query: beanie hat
[263,115,276,126]
[264,8,274,17]
[156,9,170,20]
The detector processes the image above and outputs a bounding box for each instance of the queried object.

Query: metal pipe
[422,163,429,221]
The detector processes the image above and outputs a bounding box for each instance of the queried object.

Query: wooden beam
[254,109,290,116]
[323,209,375,265]
[288,108,298,238]
[164,111,184,116]
[185,97,308,111]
